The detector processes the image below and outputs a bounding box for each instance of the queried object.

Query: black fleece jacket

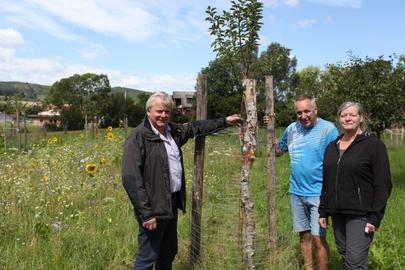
[122,117,228,223]
[319,133,392,228]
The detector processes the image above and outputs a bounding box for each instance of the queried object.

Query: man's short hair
[295,95,317,109]
[145,92,173,111]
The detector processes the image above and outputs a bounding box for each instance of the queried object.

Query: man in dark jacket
[122,91,241,270]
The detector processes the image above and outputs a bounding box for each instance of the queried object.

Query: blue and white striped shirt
[279,118,338,196]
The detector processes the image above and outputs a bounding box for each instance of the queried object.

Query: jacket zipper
[335,155,341,208]
[333,134,365,210]
[357,187,363,207]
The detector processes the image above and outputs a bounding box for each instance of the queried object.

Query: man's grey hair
[145,91,173,111]
[295,95,317,110]
[337,101,367,131]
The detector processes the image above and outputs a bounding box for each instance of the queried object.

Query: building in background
[172,91,195,116]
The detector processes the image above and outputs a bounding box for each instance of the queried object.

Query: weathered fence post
[124,89,128,138]
[239,78,257,270]
[3,112,7,153]
[189,73,208,266]
[23,111,28,152]
[16,102,21,152]
[265,76,277,251]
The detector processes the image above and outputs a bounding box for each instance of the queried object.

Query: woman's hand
[319,217,329,229]
[365,222,376,234]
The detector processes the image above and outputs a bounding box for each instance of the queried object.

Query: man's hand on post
[226,114,243,126]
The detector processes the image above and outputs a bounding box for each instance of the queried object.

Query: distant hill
[111,86,151,103]
[0,81,50,100]
[0,81,150,103]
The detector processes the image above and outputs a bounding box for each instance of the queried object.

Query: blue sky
[0,0,404,93]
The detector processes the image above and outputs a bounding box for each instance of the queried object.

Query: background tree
[325,54,405,137]
[46,73,111,130]
[100,92,135,128]
[201,58,242,118]
[255,42,297,126]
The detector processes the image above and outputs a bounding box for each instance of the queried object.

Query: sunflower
[107,126,113,132]
[100,157,107,166]
[85,163,97,174]
[107,132,114,141]
[47,138,53,144]
[52,137,58,143]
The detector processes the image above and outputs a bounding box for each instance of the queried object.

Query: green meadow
[0,128,403,269]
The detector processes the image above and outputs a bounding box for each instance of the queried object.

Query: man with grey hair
[122,91,242,270]
[268,95,338,270]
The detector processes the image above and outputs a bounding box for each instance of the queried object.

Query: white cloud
[79,44,109,61]
[0,44,196,92]
[262,0,300,7]
[115,73,197,93]
[307,0,362,8]
[324,16,333,24]
[0,48,16,61]
[262,0,280,7]
[296,18,317,28]
[284,0,300,7]
[0,3,81,41]
[0,0,210,45]
[0,28,25,48]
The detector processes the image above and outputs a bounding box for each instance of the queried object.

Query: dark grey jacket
[319,133,392,228]
[122,117,228,223]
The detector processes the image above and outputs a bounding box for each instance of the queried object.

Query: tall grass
[0,128,403,269]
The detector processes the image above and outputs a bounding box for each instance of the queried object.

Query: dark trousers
[134,193,179,270]
[331,214,374,270]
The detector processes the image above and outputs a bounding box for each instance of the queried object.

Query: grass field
[0,127,403,269]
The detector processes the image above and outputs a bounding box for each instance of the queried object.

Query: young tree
[206,1,263,269]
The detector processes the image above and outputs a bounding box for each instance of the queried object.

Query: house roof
[0,112,13,122]
[38,110,60,117]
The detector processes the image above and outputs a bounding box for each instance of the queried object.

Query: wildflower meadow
[0,128,404,269]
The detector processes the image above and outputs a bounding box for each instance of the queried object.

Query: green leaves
[206,0,263,79]
[46,73,112,130]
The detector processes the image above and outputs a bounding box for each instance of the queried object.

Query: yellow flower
[43,175,49,182]
[52,137,58,143]
[100,157,107,166]
[79,134,84,138]
[85,163,97,174]
[107,132,114,141]
[47,138,53,144]
[107,126,113,132]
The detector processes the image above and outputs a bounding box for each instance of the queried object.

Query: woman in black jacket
[319,101,392,270]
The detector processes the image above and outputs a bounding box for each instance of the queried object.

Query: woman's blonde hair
[337,101,367,131]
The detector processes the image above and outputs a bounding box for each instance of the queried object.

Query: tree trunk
[265,76,278,252]
[190,73,208,266]
[239,79,257,270]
